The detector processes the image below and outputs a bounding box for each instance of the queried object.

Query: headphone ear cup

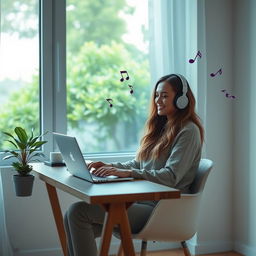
[176,95,189,109]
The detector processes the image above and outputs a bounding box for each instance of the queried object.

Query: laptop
[53,133,134,183]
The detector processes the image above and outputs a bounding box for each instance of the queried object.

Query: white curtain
[0,170,13,256]
[148,0,198,95]
[0,1,13,253]
[148,0,202,252]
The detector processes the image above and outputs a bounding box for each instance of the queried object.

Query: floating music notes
[128,84,134,94]
[210,68,222,77]
[189,51,202,63]
[120,70,129,82]
[106,98,114,107]
[221,89,236,99]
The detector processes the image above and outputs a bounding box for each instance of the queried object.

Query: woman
[64,74,204,256]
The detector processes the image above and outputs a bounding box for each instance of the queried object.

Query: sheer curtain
[149,0,198,95]
[0,1,12,253]
[148,0,200,252]
[0,170,13,256]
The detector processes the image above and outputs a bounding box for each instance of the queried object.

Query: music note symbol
[221,89,236,99]
[226,93,236,99]
[120,70,129,82]
[210,68,222,77]
[106,98,113,107]
[128,85,134,94]
[189,51,202,63]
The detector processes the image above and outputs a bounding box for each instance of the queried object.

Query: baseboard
[13,247,62,256]
[187,240,233,255]
[234,241,256,256]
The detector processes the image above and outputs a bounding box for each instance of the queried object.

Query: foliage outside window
[0,0,150,154]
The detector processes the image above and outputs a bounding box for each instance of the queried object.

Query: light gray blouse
[111,121,202,194]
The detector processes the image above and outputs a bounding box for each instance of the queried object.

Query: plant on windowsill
[2,127,48,197]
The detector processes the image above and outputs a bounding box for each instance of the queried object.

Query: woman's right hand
[88,161,109,170]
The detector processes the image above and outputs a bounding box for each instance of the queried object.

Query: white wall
[194,0,233,253]
[233,0,256,255]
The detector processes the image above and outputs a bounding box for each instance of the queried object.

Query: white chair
[115,158,213,256]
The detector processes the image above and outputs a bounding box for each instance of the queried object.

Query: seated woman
[64,74,204,256]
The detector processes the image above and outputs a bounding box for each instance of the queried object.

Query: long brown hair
[136,74,204,161]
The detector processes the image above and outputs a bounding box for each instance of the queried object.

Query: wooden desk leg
[45,183,68,256]
[118,204,134,256]
[98,203,135,256]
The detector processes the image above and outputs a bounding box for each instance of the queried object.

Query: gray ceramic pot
[13,174,35,197]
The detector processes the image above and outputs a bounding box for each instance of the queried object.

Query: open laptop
[53,133,134,183]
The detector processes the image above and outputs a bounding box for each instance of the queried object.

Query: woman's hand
[88,161,110,170]
[91,166,132,178]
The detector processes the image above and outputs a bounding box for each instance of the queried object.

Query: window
[66,0,151,153]
[0,0,40,151]
[0,0,197,164]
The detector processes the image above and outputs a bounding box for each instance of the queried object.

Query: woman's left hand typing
[91,166,132,178]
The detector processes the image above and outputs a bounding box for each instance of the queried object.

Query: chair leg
[117,242,124,256]
[140,240,147,256]
[181,241,191,256]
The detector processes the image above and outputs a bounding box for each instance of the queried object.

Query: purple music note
[189,51,202,63]
[128,85,134,94]
[106,98,113,107]
[120,70,129,82]
[221,89,236,99]
[210,68,222,77]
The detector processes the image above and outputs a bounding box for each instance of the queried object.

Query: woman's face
[155,81,176,119]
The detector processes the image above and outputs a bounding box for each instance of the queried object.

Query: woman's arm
[130,125,202,188]
[111,158,140,169]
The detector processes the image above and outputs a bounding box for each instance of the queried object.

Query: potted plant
[2,127,48,197]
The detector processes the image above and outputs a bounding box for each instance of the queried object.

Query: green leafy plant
[3,127,48,176]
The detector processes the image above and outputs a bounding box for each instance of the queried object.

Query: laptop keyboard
[92,174,109,182]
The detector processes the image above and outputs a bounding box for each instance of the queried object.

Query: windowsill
[0,152,136,168]
[83,152,136,163]
[0,165,13,168]
[84,151,135,158]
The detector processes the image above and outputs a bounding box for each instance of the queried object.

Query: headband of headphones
[175,74,188,95]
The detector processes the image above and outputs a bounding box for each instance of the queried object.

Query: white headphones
[173,74,189,109]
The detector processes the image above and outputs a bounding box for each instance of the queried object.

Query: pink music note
[210,68,222,77]
[120,70,129,82]
[106,98,113,107]
[128,85,134,94]
[189,51,202,63]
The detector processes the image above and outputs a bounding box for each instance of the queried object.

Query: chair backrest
[189,158,213,194]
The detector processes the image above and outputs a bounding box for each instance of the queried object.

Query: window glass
[66,0,151,153]
[0,0,40,150]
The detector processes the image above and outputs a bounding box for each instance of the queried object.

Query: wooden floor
[132,249,243,256]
